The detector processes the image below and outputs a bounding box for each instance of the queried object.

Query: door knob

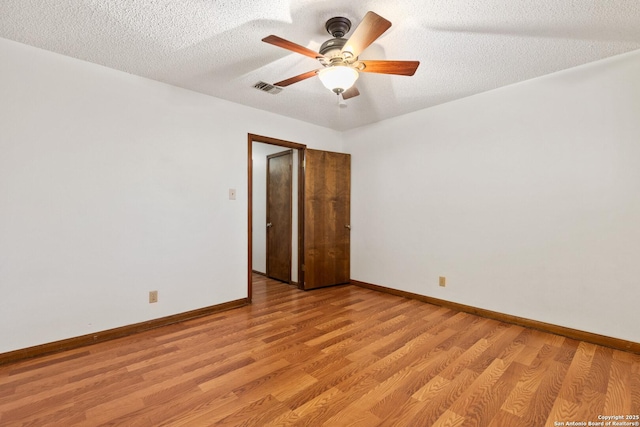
[267,223,272,228]
[345,224,351,229]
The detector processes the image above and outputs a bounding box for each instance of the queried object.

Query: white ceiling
[2,1,639,131]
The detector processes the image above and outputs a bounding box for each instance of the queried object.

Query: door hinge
[301,264,305,271]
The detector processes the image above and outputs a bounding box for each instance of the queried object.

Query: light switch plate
[229,188,236,200]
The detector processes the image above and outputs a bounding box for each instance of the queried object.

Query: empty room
[1,1,639,426]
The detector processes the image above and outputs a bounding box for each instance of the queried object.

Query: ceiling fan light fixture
[318,66,359,94]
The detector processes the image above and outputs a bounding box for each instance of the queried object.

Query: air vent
[253,81,283,94]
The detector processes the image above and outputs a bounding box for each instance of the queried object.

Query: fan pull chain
[338,93,347,109]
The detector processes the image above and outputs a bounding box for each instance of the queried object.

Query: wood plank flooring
[1,274,639,426]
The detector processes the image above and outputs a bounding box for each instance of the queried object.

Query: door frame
[247,134,306,302]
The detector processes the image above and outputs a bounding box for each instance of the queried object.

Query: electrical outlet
[149,290,158,303]
[439,276,446,287]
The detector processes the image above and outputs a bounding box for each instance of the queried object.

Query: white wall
[345,49,640,343]
[251,143,299,282]
[3,35,639,354]
[0,37,342,353]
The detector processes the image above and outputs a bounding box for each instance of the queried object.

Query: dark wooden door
[266,150,293,282]
[303,149,351,290]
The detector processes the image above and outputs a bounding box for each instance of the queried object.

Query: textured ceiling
[1,0,640,131]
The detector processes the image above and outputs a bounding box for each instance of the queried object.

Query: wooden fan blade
[359,60,420,76]
[274,70,319,87]
[341,11,391,58]
[262,35,325,60]
[342,86,360,100]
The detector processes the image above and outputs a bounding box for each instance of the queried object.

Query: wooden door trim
[247,134,306,302]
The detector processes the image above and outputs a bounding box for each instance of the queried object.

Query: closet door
[302,149,350,290]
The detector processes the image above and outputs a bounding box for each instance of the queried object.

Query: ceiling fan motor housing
[319,37,347,59]
[321,17,354,60]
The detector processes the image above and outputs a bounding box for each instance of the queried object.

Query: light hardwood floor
[1,274,638,426]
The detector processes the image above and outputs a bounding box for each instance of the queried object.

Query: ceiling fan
[262,11,420,100]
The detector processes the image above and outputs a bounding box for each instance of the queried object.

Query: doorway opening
[248,134,352,302]
[248,134,306,302]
